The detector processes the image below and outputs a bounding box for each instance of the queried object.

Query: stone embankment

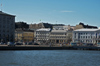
[0,45,100,51]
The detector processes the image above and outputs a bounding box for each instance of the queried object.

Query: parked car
[97,43,100,45]
[86,43,94,46]
[7,42,15,46]
[15,42,23,45]
[34,43,39,45]
[97,43,100,47]
[82,43,87,46]
[70,42,77,46]
[0,42,4,45]
[27,42,34,45]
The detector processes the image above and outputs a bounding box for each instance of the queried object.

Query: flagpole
[1,0,2,11]
[1,4,2,11]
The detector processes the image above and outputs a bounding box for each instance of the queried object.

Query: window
[83,36,85,38]
[86,36,87,38]
[81,36,82,38]
[91,36,92,38]
[96,33,97,38]
[88,36,90,38]
[74,36,76,38]
[75,33,76,35]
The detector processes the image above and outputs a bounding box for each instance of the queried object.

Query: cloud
[61,11,74,13]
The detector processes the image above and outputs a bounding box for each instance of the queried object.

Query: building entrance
[56,40,59,43]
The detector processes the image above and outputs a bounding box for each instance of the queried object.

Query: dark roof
[23,30,34,32]
[0,11,15,17]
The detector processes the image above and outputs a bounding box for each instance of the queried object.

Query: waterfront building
[35,28,51,44]
[74,22,98,30]
[50,25,74,44]
[50,29,67,44]
[23,30,34,42]
[0,11,15,42]
[53,25,75,30]
[68,26,75,30]
[15,29,34,42]
[66,30,73,43]
[15,29,23,42]
[73,29,100,44]
[53,26,64,30]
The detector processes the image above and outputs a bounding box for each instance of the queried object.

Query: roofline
[0,13,16,17]
[0,11,16,17]
[74,29,100,32]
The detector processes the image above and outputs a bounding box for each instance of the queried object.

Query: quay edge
[0,46,100,51]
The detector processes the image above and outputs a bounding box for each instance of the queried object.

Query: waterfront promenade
[0,45,100,51]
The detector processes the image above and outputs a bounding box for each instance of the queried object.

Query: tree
[15,22,29,29]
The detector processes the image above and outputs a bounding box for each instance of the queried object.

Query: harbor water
[0,50,100,66]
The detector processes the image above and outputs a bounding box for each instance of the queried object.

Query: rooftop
[74,28,100,32]
[0,11,15,17]
[36,28,51,31]
[51,30,66,33]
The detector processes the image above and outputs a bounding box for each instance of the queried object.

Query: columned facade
[35,28,51,44]
[73,29,100,44]
[50,30,67,44]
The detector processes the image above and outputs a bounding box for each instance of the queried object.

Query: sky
[0,0,100,27]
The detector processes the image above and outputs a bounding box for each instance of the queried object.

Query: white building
[53,26,64,30]
[35,28,51,44]
[50,30,67,44]
[53,25,69,30]
[53,25,75,30]
[50,25,73,44]
[0,11,15,42]
[73,29,100,44]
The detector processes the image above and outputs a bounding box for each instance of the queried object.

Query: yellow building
[15,29,23,42]
[23,31,34,42]
[15,29,34,42]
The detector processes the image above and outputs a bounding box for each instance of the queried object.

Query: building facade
[66,30,73,43]
[0,11,15,42]
[50,30,67,44]
[15,29,34,42]
[53,26,64,30]
[23,31,34,42]
[15,29,23,42]
[50,25,74,44]
[35,28,51,44]
[73,29,100,44]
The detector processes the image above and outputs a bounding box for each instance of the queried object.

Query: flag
[1,4,2,6]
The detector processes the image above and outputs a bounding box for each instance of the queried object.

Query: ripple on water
[0,50,100,66]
